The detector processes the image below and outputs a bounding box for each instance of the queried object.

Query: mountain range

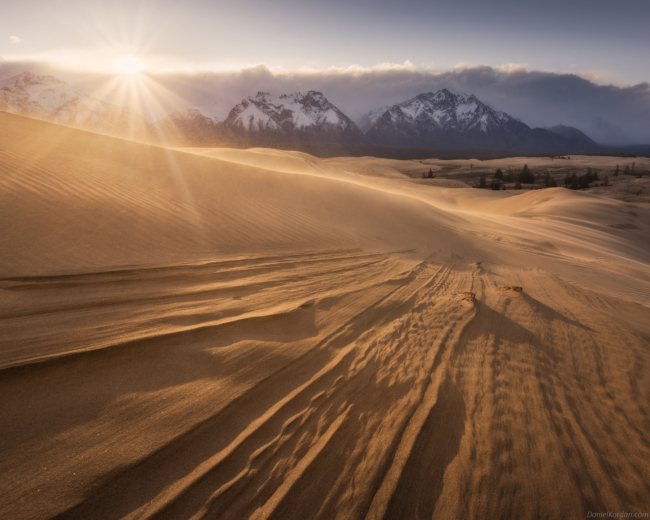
[0,72,150,137]
[154,90,369,147]
[365,89,582,151]
[0,71,613,155]
[225,91,367,145]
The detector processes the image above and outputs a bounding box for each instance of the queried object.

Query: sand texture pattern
[1,112,650,520]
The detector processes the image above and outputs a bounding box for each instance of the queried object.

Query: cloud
[323,60,418,75]
[9,36,21,44]
[495,63,528,73]
[1,59,649,144]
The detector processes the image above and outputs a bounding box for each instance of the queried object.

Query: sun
[113,55,146,75]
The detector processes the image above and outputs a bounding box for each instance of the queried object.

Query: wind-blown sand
[1,111,649,519]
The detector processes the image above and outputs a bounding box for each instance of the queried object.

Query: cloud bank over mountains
[1,59,649,144]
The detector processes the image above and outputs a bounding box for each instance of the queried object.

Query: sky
[1,0,649,142]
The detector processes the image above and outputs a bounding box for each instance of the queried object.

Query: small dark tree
[518,164,535,184]
[549,178,558,187]
[544,172,551,187]
[614,164,620,176]
[514,181,522,190]
[428,168,434,178]
[479,174,487,189]
[491,180,501,190]
[564,173,571,186]
[624,165,631,175]
[495,169,503,180]
[583,168,599,184]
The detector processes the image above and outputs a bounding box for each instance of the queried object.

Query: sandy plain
[1,111,649,519]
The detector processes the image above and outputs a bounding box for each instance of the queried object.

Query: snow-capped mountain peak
[227,90,348,130]
[222,90,367,145]
[0,71,150,136]
[364,89,533,148]
[384,90,502,130]
[0,72,80,118]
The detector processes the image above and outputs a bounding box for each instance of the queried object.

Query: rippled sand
[1,112,649,519]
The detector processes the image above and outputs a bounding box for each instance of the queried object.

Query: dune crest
[1,112,649,519]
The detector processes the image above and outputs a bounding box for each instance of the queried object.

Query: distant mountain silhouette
[3,73,635,156]
[0,72,150,139]
[363,90,603,152]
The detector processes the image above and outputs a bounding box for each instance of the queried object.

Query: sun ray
[80,71,211,234]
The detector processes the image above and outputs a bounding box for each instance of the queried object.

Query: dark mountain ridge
[2,72,645,156]
[364,90,603,153]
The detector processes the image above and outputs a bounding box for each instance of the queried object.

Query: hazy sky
[1,0,649,142]
[1,0,649,83]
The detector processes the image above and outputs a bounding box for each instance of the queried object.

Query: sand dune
[1,111,649,519]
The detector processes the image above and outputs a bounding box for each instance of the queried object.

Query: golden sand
[1,112,649,519]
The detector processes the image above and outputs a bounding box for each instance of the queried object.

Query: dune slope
[1,112,649,520]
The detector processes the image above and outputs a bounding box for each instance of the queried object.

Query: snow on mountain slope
[229,95,282,131]
[364,89,601,151]
[224,91,368,145]
[375,90,518,134]
[0,72,150,137]
[1,74,606,153]
[0,72,75,118]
